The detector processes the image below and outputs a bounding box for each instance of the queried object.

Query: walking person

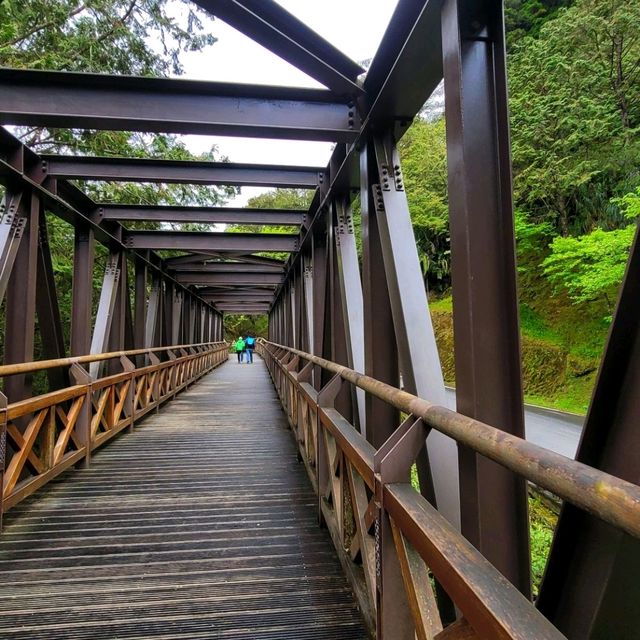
[234,336,245,363]
[245,334,256,363]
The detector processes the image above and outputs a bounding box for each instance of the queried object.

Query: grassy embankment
[429,295,604,415]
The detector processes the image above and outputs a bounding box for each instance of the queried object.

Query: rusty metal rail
[0,342,228,519]
[258,339,640,639]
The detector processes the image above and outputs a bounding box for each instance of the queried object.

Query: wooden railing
[0,342,228,516]
[258,340,640,640]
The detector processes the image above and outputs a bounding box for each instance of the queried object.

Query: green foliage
[245,188,313,212]
[542,224,636,313]
[529,493,558,596]
[228,189,313,261]
[0,1,231,363]
[398,118,450,288]
[223,314,268,341]
[505,0,574,48]
[0,0,214,75]
[0,0,232,210]
[508,0,640,236]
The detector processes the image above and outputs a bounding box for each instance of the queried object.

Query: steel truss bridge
[0,1,638,639]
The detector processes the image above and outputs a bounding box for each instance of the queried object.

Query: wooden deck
[0,357,368,639]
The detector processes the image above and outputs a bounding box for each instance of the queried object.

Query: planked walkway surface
[0,357,368,639]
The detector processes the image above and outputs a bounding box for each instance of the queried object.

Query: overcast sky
[169,0,399,206]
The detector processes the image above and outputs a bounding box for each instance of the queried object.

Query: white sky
[169,0,399,206]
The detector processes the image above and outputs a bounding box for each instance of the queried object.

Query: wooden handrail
[0,341,228,377]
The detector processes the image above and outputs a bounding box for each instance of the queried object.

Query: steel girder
[97,206,306,226]
[0,69,359,142]
[4,193,39,402]
[0,128,220,314]
[441,0,530,596]
[43,155,322,188]
[192,0,364,96]
[169,263,284,273]
[124,230,298,253]
[176,272,283,286]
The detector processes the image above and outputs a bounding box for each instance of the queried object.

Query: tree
[542,188,640,315]
[0,0,234,209]
[505,0,573,48]
[508,0,640,236]
[398,117,450,288]
[0,1,231,358]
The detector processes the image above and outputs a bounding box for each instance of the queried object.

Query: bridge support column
[4,193,39,403]
[134,257,147,351]
[71,227,95,357]
[89,253,120,379]
[360,143,398,449]
[35,214,68,390]
[442,0,530,595]
[334,196,365,434]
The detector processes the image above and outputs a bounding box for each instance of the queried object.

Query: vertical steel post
[172,289,182,344]
[303,257,314,353]
[134,258,147,350]
[360,142,399,448]
[71,227,94,357]
[107,252,128,357]
[145,274,161,348]
[442,0,530,594]
[0,392,7,530]
[0,191,26,304]
[35,213,67,389]
[89,253,120,378]
[312,224,328,388]
[4,192,39,402]
[334,196,366,433]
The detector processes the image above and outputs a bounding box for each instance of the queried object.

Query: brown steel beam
[0,128,219,315]
[0,69,358,142]
[98,205,306,226]
[442,0,530,596]
[35,214,68,390]
[360,142,398,448]
[70,227,94,356]
[124,230,298,253]
[176,272,283,286]
[44,155,322,188]
[193,0,364,96]
[4,193,39,402]
[171,263,283,274]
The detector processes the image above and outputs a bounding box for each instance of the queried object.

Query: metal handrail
[259,339,640,540]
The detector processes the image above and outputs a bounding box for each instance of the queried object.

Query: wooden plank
[0,359,368,639]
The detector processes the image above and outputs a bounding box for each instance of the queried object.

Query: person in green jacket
[234,337,245,363]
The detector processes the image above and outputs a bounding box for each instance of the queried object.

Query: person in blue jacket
[244,334,256,363]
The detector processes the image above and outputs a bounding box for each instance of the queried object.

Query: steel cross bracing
[0,0,639,639]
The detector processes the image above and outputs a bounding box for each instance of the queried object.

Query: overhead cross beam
[169,262,284,273]
[44,155,322,188]
[176,272,283,285]
[193,0,364,96]
[123,230,298,253]
[0,69,359,142]
[96,205,306,226]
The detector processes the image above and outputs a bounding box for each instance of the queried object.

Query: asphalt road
[443,388,584,459]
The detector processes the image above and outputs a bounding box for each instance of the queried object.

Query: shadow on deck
[0,357,368,639]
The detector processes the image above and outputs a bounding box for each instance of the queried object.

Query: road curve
[443,388,584,459]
